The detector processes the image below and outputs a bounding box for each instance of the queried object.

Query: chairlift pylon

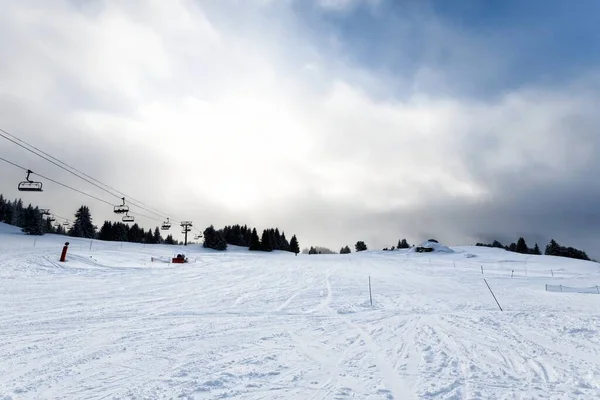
[161,217,171,231]
[122,213,134,223]
[18,170,43,192]
[114,197,129,214]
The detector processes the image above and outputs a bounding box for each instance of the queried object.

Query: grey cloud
[1,0,600,259]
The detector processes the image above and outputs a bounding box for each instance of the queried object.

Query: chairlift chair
[40,209,50,216]
[122,213,134,223]
[114,197,129,214]
[48,215,56,222]
[62,221,70,226]
[161,218,171,231]
[18,170,43,192]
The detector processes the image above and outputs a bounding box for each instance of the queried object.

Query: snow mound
[411,240,454,253]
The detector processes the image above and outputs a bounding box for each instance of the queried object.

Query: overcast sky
[1,0,600,256]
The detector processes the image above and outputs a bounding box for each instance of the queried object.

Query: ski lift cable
[0,155,27,171]
[33,172,115,206]
[128,210,164,224]
[0,156,109,205]
[0,129,166,219]
[0,128,170,219]
[1,152,190,229]
[0,129,122,200]
[51,213,73,223]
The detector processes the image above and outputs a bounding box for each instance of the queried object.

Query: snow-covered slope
[1,223,600,399]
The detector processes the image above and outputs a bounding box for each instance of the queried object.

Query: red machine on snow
[172,254,188,264]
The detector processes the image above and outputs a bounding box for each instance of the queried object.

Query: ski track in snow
[1,226,600,399]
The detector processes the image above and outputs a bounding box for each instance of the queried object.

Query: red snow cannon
[172,254,187,264]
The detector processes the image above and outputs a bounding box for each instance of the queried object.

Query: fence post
[481,266,484,274]
[89,240,93,251]
[511,270,514,278]
[560,285,563,292]
[551,270,554,277]
[484,279,503,311]
[545,284,547,291]
[597,286,599,294]
[369,276,373,306]
[453,261,456,268]
[33,238,37,247]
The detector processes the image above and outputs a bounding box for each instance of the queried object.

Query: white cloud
[315,0,381,11]
[1,0,599,253]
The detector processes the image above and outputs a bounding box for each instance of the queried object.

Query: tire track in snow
[321,270,415,400]
[287,329,361,400]
[276,289,305,311]
[343,319,415,399]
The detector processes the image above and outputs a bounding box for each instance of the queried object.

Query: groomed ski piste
[1,222,600,399]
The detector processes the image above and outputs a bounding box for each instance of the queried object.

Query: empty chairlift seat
[114,197,129,214]
[18,170,43,192]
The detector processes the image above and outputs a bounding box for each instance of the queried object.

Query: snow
[1,222,600,399]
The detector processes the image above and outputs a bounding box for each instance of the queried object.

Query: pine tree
[532,243,541,255]
[280,231,290,251]
[397,239,410,249]
[545,239,560,256]
[113,222,129,242]
[2,198,14,225]
[164,234,176,245]
[203,225,227,250]
[153,227,162,244]
[127,223,144,243]
[0,194,7,223]
[355,241,367,252]
[98,221,112,241]
[249,228,261,251]
[144,230,154,244]
[260,229,273,251]
[11,198,24,227]
[21,205,43,235]
[69,205,96,238]
[516,237,529,254]
[340,245,351,254]
[289,234,300,255]
[243,226,252,247]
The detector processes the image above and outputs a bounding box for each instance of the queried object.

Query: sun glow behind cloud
[1,0,600,254]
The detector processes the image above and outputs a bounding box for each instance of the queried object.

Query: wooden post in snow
[484,279,503,311]
[369,276,373,306]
